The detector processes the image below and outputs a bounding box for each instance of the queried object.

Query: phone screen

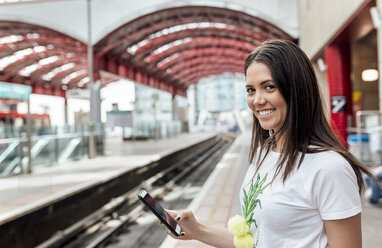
[138,189,181,236]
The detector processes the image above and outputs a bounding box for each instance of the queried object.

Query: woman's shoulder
[306,149,345,161]
[295,150,359,198]
[301,149,353,176]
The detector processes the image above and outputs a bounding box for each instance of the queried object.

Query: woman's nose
[253,93,265,105]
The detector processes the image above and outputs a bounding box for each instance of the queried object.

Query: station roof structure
[0,0,297,97]
[0,21,86,97]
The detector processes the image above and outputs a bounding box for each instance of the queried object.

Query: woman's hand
[159,210,201,240]
[158,209,235,248]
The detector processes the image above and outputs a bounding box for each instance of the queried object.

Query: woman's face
[246,62,287,133]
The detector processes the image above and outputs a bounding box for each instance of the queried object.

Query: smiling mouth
[258,109,275,116]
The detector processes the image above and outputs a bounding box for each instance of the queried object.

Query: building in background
[299,0,381,162]
[195,73,248,131]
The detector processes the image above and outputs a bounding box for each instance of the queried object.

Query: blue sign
[0,82,32,100]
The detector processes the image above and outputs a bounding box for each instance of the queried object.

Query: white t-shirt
[240,149,361,248]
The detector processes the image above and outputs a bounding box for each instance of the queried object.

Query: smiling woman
[241,40,373,248]
[161,40,374,248]
[245,62,287,136]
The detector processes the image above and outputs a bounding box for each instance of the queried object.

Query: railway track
[36,133,235,248]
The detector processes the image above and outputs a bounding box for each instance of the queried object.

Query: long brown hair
[244,40,372,193]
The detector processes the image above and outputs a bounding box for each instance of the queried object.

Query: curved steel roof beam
[95,6,289,57]
[136,47,248,87]
[0,21,86,48]
[145,41,252,66]
[19,55,61,77]
[181,67,243,87]
[136,46,249,78]
[67,73,89,89]
[130,28,263,61]
[0,34,24,44]
[50,63,88,87]
[2,49,65,77]
[2,54,85,86]
[172,63,243,89]
[29,56,86,81]
[147,46,249,79]
[0,45,49,70]
[134,36,256,66]
[115,21,262,59]
[41,62,77,81]
[0,41,37,57]
[157,48,248,70]
[162,54,244,73]
[174,63,243,82]
[131,27,257,56]
[168,56,244,77]
[0,34,84,56]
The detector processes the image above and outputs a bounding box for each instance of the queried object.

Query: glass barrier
[123,120,181,140]
[0,137,27,175]
[346,110,382,166]
[0,124,104,177]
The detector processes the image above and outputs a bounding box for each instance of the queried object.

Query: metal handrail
[355,110,382,164]
[0,131,105,144]
[0,137,28,145]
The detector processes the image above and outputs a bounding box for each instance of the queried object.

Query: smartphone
[138,189,181,236]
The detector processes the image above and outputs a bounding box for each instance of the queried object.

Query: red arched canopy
[95,6,293,96]
[0,6,293,97]
[0,22,86,97]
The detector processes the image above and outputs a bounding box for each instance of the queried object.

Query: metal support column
[26,98,32,173]
[87,0,97,158]
[64,97,68,125]
[172,94,177,121]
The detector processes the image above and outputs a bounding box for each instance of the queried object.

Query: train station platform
[0,131,217,228]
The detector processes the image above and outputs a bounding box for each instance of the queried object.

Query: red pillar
[107,58,117,74]
[325,43,353,147]
[118,64,127,77]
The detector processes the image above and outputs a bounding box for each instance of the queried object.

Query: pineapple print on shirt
[242,173,270,247]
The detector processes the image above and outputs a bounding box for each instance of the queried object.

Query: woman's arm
[165,210,235,248]
[194,223,235,248]
[323,213,362,248]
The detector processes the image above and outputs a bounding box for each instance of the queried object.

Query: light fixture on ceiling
[370,7,381,29]
[362,69,379,82]
[317,58,327,72]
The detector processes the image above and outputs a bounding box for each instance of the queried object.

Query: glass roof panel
[0,45,46,70]
[18,55,59,76]
[42,62,75,81]
[128,22,228,55]
[61,68,86,84]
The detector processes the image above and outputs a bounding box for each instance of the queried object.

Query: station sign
[66,89,90,99]
[331,95,347,113]
[0,81,32,100]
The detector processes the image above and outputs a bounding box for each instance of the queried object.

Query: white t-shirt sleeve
[308,153,361,220]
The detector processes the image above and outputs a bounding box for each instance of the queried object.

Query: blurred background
[0,0,381,247]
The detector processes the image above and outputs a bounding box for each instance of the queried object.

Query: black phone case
[138,193,180,237]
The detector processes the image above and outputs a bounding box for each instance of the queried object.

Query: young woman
[163,40,372,248]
